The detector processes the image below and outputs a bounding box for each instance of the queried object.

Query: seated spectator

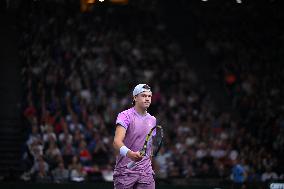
[69,114,84,134]
[73,129,85,148]
[92,136,108,166]
[29,155,49,178]
[45,141,61,168]
[87,132,98,153]
[58,127,73,146]
[35,160,52,183]
[70,164,86,182]
[261,167,278,182]
[101,165,114,182]
[23,139,44,171]
[231,158,247,189]
[52,162,69,183]
[42,125,57,145]
[61,141,76,165]
[68,155,80,171]
[78,140,92,166]
[154,147,170,179]
[26,125,41,147]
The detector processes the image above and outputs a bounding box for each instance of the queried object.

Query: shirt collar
[132,107,148,117]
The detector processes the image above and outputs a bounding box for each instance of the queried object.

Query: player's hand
[127,151,143,162]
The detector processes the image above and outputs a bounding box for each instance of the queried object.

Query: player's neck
[134,106,147,116]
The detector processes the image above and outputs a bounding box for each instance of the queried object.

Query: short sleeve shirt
[114,107,156,176]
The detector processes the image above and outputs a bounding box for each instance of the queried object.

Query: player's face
[134,91,152,109]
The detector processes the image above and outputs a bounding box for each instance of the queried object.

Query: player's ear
[132,96,136,105]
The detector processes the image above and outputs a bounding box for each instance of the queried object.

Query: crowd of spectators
[18,0,283,184]
[197,0,284,183]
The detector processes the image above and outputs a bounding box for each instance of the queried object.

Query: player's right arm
[113,125,142,162]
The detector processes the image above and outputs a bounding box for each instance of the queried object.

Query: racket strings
[151,126,163,157]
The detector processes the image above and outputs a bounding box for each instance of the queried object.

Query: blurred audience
[18,0,283,183]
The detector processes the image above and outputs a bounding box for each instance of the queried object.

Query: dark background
[0,0,283,188]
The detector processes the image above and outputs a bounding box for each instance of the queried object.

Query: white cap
[132,84,151,96]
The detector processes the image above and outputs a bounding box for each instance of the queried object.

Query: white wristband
[120,146,130,157]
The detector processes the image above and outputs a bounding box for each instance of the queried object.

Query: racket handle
[127,161,136,169]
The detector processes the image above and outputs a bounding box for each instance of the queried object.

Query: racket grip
[127,161,136,169]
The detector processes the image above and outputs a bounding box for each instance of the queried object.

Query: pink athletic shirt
[114,107,156,176]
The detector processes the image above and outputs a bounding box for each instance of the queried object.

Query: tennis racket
[127,125,164,169]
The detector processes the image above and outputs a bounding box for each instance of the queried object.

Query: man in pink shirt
[113,84,157,189]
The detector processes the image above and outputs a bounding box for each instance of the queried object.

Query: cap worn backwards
[132,84,151,96]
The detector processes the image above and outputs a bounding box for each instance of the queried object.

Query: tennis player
[113,84,157,189]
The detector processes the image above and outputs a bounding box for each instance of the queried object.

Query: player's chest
[129,116,155,137]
